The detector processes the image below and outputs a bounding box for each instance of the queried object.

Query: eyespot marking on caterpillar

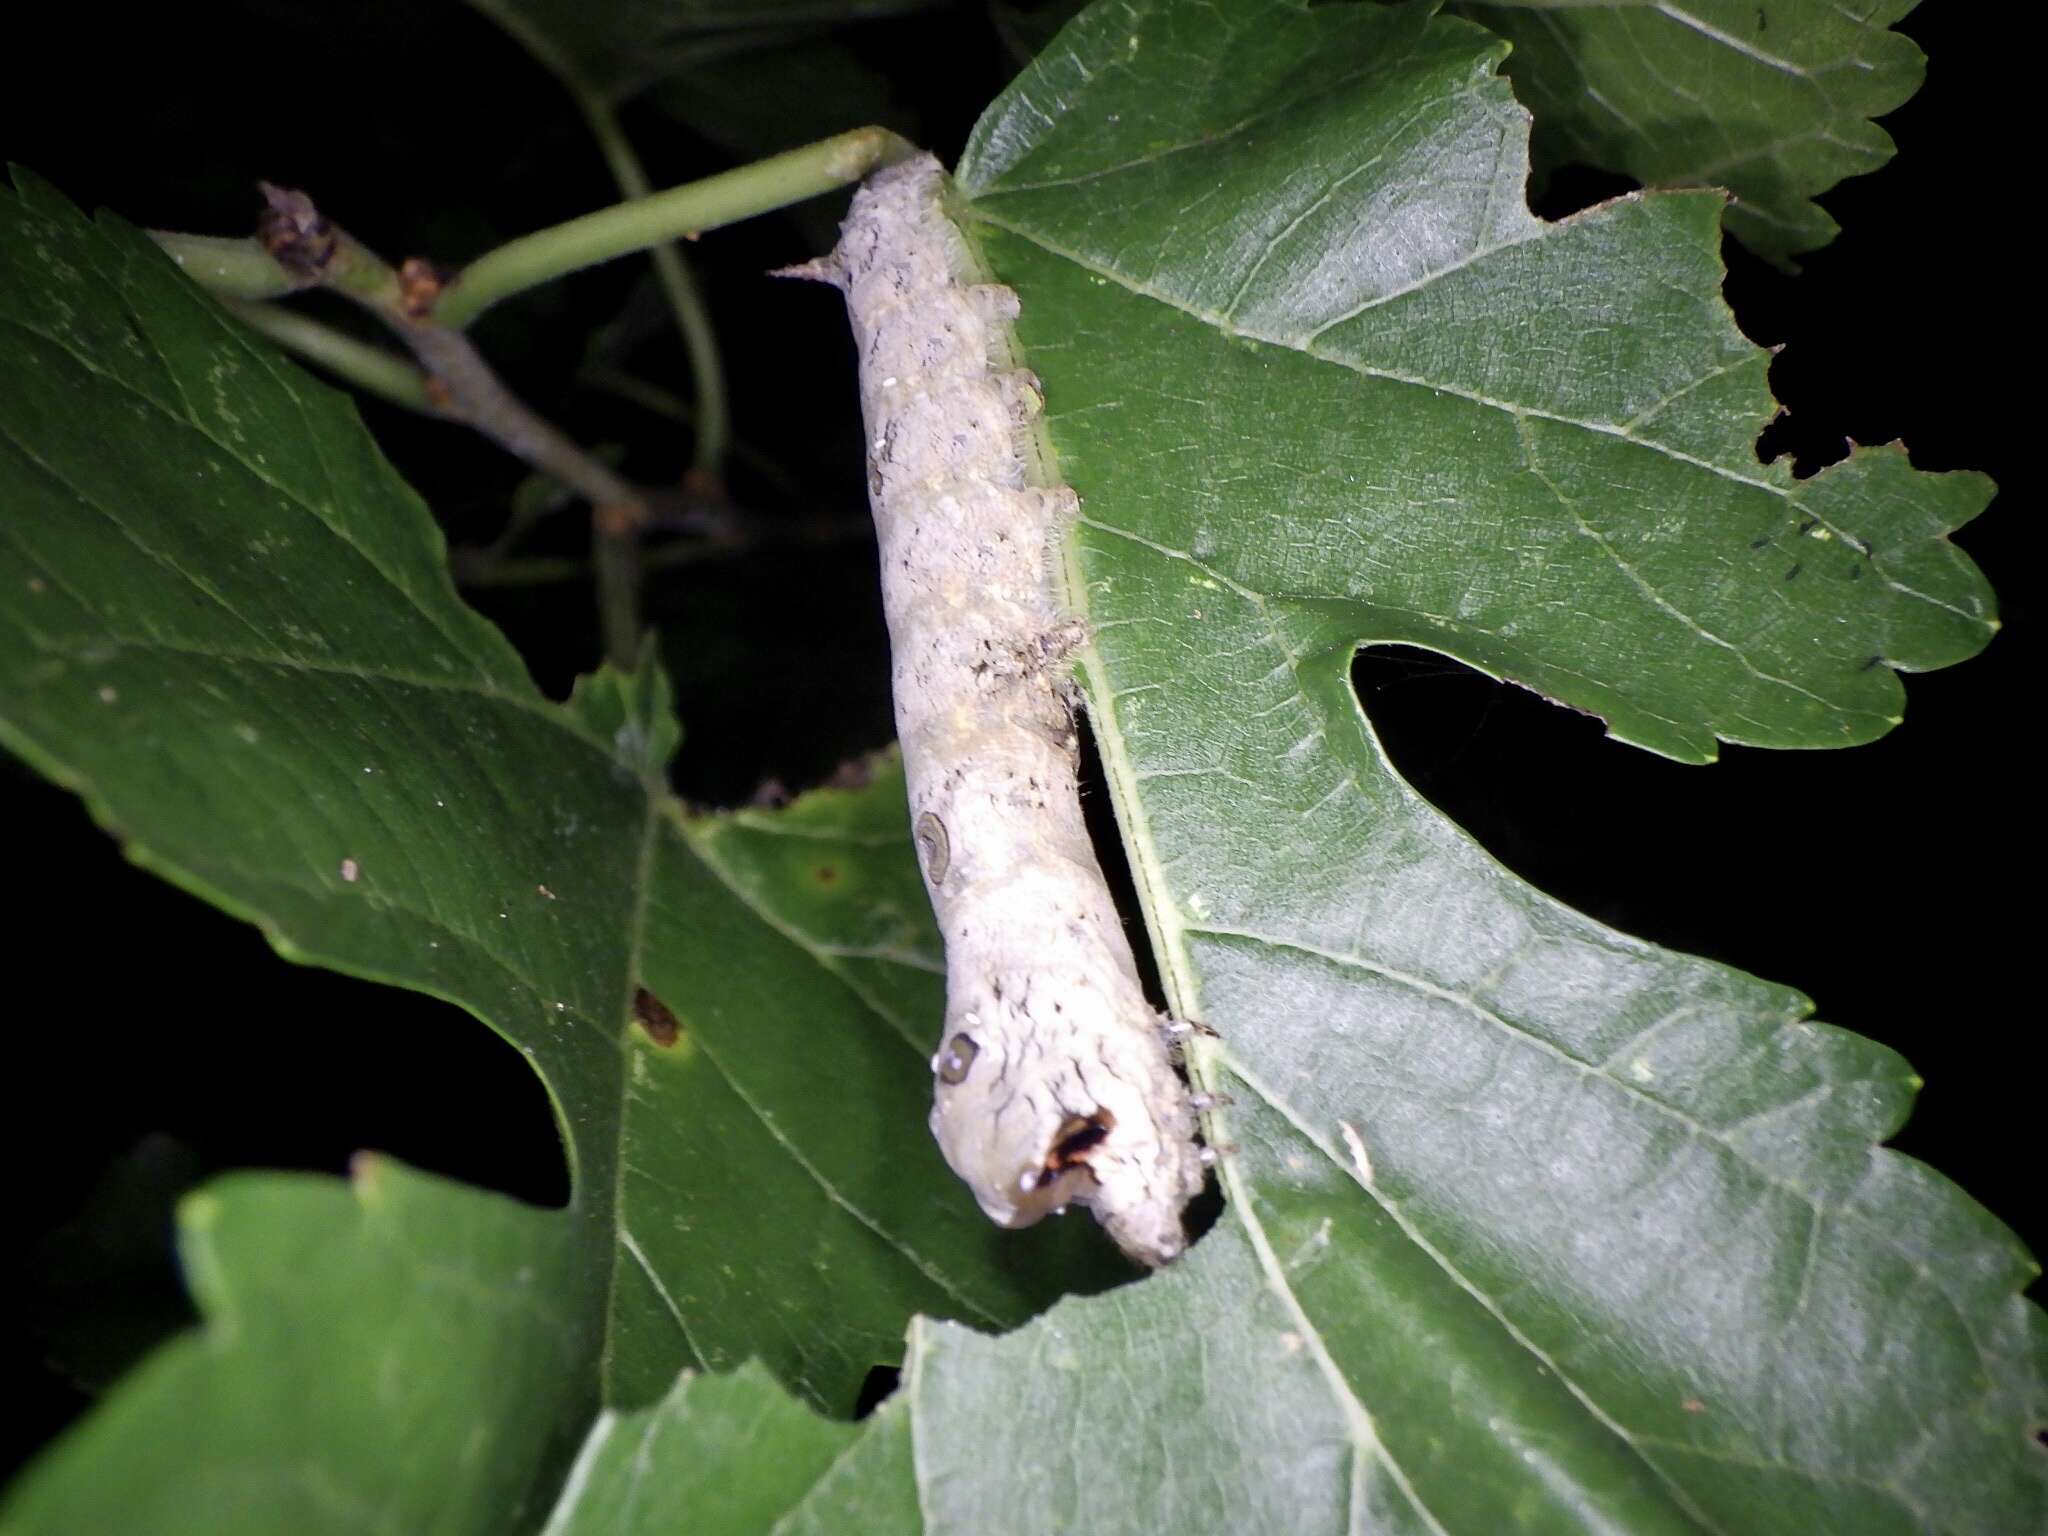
[933,1032,979,1085]
[915,810,950,886]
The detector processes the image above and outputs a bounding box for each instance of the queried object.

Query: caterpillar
[793,154,1206,1266]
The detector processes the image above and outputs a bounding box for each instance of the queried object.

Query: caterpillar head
[927,1003,1203,1267]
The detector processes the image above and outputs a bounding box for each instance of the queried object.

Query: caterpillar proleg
[796,154,1205,1266]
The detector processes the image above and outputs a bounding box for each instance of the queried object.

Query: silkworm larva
[794,154,1205,1265]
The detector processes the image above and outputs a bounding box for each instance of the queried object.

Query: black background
[2,0,2036,1484]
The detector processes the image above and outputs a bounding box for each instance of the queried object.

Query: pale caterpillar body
[796,155,1205,1266]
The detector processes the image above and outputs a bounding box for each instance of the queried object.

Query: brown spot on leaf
[814,864,840,886]
[632,987,681,1048]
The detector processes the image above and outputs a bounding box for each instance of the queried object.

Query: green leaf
[934,0,2036,1528]
[1447,0,1926,267]
[2,1162,594,1534]
[498,0,2042,1517]
[535,1363,876,1534]
[0,167,1120,1524]
[4,0,2040,1531]
[959,0,1991,763]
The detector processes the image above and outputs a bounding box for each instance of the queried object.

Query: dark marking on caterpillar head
[915,810,950,885]
[1047,1109,1114,1171]
[1009,1109,1117,1224]
[633,987,681,1048]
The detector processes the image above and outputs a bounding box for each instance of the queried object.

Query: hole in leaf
[1525,162,1640,223]
[1347,639,2041,1261]
[1180,1175,1227,1246]
[1354,641,1807,960]
[1073,711,1225,1254]
[854,1362,900,1419]
[1074,709,1165,1014]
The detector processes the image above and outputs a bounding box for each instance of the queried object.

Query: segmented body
[804,154,1204,1265]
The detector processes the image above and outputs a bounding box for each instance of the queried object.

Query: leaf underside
[2,1,2039,1533]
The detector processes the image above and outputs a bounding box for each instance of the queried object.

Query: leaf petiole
[220,299,438,414]
[149,232,297,300]
[433,125,918,330]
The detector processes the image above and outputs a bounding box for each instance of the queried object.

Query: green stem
[151,233,299,300]
[222,299,437,413]
[162,199,637,514]
[434,126,916,330]
[581,95,730,476]
[590,509,645,670]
